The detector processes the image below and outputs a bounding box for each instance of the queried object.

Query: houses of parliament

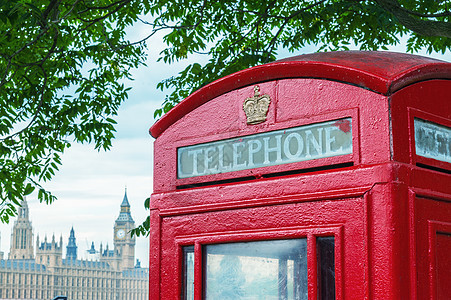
[0,191,149,300]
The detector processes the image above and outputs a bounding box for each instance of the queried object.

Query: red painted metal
[149,51,451,299]
[150,51,451,138]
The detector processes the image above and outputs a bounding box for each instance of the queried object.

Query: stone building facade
[0,192,148,300]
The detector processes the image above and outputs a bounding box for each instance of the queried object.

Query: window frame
[178,225,343,300]
[408,108,451,172]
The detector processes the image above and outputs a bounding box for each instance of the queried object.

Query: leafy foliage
[1,0,450,231]
[148,0,451,117]
[0,0,146,222]
[130,197,149,237]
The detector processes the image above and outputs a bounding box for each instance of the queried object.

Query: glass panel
[178,118,353,178]
[204,239,307,300]
[317,237,335,300]
[414,118,451,164]
[183,246,195,300]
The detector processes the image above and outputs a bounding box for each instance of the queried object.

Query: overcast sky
[0,21,449,268]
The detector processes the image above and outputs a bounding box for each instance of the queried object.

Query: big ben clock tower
[113,189,136,271]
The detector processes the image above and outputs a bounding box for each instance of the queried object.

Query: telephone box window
[203,239,308,299]
[177,118,353,179]
[414,118,451,164]
[317,237,335,300]
[182,246,195,300]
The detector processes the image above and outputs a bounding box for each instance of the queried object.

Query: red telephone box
[149,51,451,299]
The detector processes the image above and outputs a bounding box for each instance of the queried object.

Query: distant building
[66,227,77,261]
[0,191,149,300]
[8,199,34,261]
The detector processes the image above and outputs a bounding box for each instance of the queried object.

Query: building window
[15,230,19,249]
[22,229,27,249]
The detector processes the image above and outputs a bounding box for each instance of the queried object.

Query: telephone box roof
[150,51,451,138]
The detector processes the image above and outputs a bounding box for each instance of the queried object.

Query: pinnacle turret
[116,188,134,223]
[9,198,34,260]
[121,188,130,208]
[66,227,78,260]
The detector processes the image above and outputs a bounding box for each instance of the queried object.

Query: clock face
[116,229,126,239]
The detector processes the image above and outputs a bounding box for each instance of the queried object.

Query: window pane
[204,239,307,300]
[183,246,195,300]
[414,118,451,163]
[317,237,335,300]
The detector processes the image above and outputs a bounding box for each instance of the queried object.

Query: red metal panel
[390,80,451,168]
[151,166,389,212]
[148,209,161,299]
[172,109,358,189]
[365,182,411,300]
[150,51,451,138]
[435,228,451,300]
[157,196,365,299]
[153,79,389,192]
[149,52,451,300]
[414,195,451,299]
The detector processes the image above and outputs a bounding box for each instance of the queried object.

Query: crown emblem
[243,86,271,125]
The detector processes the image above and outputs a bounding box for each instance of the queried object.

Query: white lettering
[233,142,247,169]
[324,127,339,154]
[178,119,353,178]
[248,140,262,167]
[283,132,304,159]
[305,128,323,157]
[204,146,217,173]
[218,144,231,171]
[263,135,282,164]
[188,149,203,175]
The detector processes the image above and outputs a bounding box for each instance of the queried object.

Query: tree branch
[0,66,48,142]
[77,0,132,14]
[375,0,451,38]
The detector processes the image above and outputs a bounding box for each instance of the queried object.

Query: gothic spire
[18,197,29,220]
[66,227,78,260]
[121,188,130,208]
[9,198,34,260]
[116,188,134,223]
